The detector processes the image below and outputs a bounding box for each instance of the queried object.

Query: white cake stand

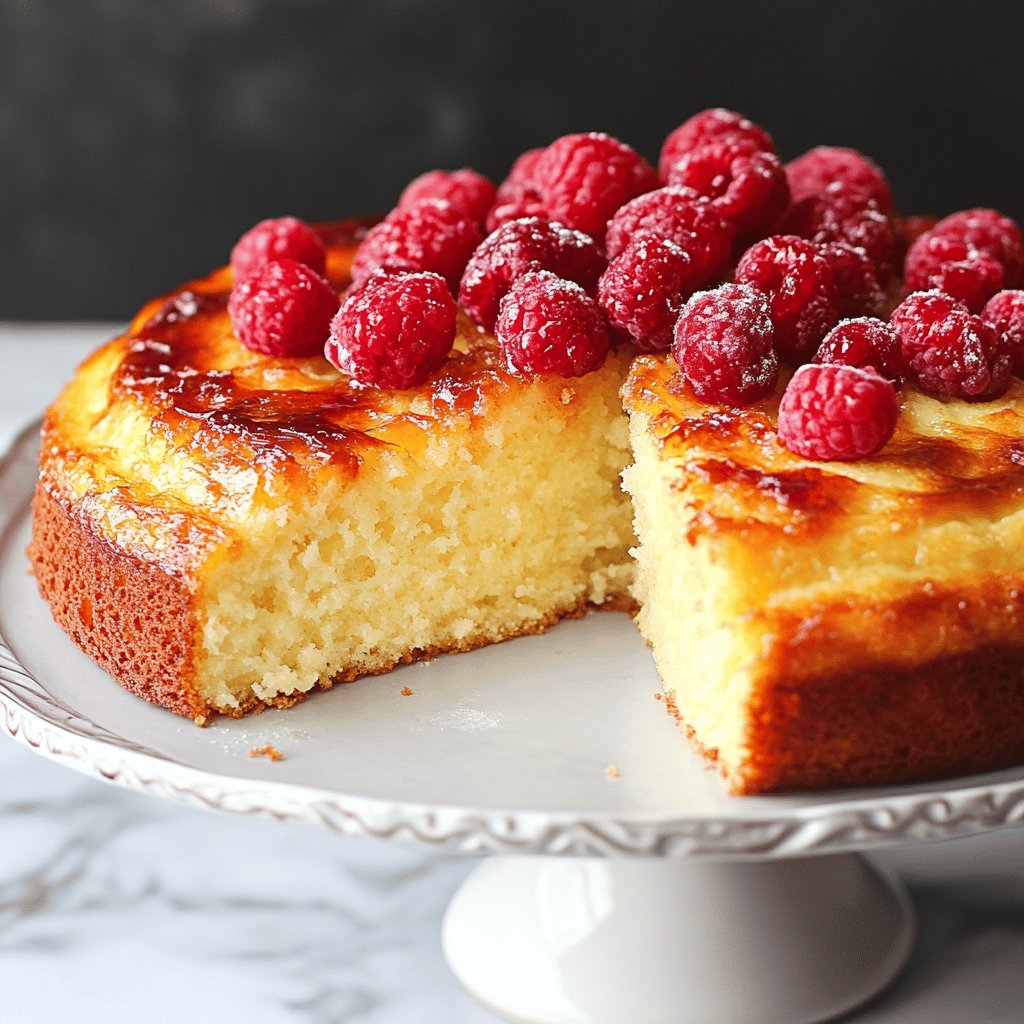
[3,421,1023,1024]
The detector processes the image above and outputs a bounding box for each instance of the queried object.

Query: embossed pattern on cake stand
[3,421,1023,1023]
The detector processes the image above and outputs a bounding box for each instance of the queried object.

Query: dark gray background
[5,0,1023,320]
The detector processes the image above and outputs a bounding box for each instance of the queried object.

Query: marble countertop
[2,323,1024,1023]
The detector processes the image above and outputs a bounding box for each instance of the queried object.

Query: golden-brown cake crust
[30,479,207,719]
[624,353,1024,794]
[30,218,635,719]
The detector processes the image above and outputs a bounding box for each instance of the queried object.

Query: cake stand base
[443,853,914,1024]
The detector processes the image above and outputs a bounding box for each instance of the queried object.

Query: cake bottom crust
[229,591,639,722]
[30,480,637,723]
[664,645,1024,794]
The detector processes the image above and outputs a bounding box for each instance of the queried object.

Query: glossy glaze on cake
[30,220,637,720]
[623,353,1024,793]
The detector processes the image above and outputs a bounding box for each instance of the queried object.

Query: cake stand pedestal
[0,421,1019,1024]
[443,854,912,1024]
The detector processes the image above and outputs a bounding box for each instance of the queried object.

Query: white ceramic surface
[5,421,1024,859]
[443,855,914,1024]
[4,325,1024,1023]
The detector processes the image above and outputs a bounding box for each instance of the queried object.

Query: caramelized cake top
[41,219,637,576]
[623,352,1024,540]
[623,351,1024,687]
[41,220,594,562]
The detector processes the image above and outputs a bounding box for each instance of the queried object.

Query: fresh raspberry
[351,199,483,293]
[813,317,903,386]
[508,147,545,186]
[533,132,659,242]
[982,289,1024,375]
[598,237,693,351]
[228,259,339,357]
[658,108,775,181]
[891,291,1011,400]
[894,214,939,263]
[818,242,886,318]
[458,217,604,331]
[495,270,610,377]
[673,283,778,405]
[667,141,789,238]
[929,254,1004,313]
[604,186,733,283]
[778,364,899,461]
[890,290,965,350]
[486,148,547,231]
[785,147,893,212]
[782,192,897,280]
[904,233,1005,311]
[929,208,1024,286]
[733,235,840,363]
[486,181,547,232]
[326,271,456,388]
[398,168,496,226]
[230,217,326,281]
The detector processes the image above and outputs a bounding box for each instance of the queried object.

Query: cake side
[30,475,209,720]
[623,353,1024,794]
[29,219,637,719]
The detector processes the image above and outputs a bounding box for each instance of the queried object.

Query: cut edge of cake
[622,353,1024,794]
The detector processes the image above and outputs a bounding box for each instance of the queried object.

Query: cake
[30,220,636,721]
[28,108,1024,794]
[623,353,1024,794]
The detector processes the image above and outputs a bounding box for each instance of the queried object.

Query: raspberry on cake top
[28,107,1024,796]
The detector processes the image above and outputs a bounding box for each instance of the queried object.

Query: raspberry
[533,132,659,242]
[891,291,1011,400]
[495,270,610,377]
[733,235,840,363]
[604,186,733,284]
[398,168,496,226]
[905,232,1005,310]
[658,108,775,181]
[785,147,893,212]
[813,317,903,386]
[778,364,899,461]
[486,181,547,232]
[228,259,339,358]
[598,237,693,352]
[930,208,1024,286]
[673,283,778,405]
[230,217,326,281]
[894,214,939,263]
[667,141,789,238]
[782,192,897,280]
[326,271,456,389]
[458,217,605,332]
[486,148,547,230]
[509,147,545,183]
[929,253,1005,313]
[982,289,1024,375]
[818,242,886,318]
[351,199,483,293]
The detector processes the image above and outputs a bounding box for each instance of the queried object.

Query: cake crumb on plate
[249,744,284,762]
[605,764,621,779]
[401,686,413,696]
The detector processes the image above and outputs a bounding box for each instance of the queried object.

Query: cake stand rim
[5,417,1024,859]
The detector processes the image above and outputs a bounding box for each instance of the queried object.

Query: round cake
[29,110,1024,795]
[30,219,637,721]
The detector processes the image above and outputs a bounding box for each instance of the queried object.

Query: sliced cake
[623,305,1024,794]
[30,220,637,720]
